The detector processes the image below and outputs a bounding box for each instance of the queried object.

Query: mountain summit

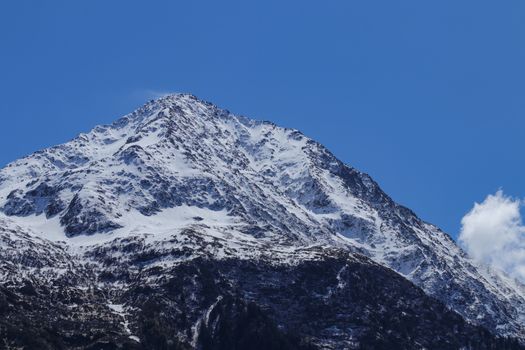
[0,94,523,349]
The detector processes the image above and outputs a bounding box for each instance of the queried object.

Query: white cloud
[459,190,525,281]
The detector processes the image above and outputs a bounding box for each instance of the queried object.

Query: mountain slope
[0,218,521,350]
[0,94,524,347]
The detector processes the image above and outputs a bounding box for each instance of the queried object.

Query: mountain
[0,93,523,349]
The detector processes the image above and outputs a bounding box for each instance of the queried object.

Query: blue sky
[1,0,524,238]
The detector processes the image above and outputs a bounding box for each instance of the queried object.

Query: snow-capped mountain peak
[0,94,524,346]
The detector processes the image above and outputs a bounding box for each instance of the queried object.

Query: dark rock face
[1,250,523,350]
[127,257,524,350]
[0,285,140,350]
[60,193,122,237]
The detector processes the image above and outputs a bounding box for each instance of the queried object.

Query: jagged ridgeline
[0,94,524,349]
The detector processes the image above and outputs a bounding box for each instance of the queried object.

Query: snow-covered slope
[0,93,524,345]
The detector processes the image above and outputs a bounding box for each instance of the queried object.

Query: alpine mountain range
[0,94,524,349]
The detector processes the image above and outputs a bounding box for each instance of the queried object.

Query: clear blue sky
[1,1,524,238]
